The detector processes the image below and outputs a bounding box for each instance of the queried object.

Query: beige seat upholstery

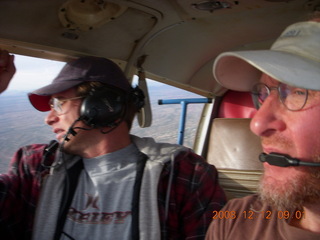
[207,118,263,200]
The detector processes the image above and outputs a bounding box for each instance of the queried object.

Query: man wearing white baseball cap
[206,16,320,240]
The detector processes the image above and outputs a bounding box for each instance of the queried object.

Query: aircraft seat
[207,118,263,200]
[207,90,263,200]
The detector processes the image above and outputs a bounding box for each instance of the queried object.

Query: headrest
[207,118,263,170]
[218,90,257,118]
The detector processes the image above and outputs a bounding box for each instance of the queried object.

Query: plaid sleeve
[158,150,227,240]
[0,144,51,240]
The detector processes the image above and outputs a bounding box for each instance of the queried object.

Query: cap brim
[28,94,51,112]
[28,80,83,111]
[213,50,320,91]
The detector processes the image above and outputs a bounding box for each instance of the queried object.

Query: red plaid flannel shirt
[0,144,226,239]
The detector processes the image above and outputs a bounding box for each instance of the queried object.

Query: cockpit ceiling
[0,0,319,97]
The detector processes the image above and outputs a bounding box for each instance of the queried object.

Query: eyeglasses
[49,96,84,115]
[251,83,308,111]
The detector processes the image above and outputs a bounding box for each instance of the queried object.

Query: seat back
[207,118,263,200]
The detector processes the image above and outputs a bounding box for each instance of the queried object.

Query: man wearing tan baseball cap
[206,17,320,240]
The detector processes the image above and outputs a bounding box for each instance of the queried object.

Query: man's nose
[45,109,59,125]
[250,93,286,137]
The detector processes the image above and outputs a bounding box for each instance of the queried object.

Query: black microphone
[45,140,59,153]
[42,140,59,168]
[259,152,320,167]
[63,117,82,142]
[64,127,78,142]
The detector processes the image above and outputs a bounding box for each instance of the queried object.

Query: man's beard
[259,164,320,211]
[259,135,320,211]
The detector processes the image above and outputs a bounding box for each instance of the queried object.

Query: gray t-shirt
[61,144,141,240]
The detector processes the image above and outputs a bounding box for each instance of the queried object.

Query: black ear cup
[80,88,125,128]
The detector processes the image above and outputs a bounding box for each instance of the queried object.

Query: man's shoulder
[132,135,189,161]
[221,194,275,221]
[131,134,216,172]
[174,149,215,171]
[163,150,219,187]
[224,194,262,211]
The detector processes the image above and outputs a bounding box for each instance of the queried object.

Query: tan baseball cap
[213,21,320,92]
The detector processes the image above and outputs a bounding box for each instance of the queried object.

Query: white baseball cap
[213,21,320,91]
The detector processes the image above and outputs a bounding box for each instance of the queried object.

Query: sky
[8,55,65,91]
[7,54,166,92]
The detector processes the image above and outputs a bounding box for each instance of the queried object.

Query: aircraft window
[131,78,204,148]
[0,55,63,172]
[0,55,204,173]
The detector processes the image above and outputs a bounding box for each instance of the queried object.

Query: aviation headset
[80,85,145,128]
